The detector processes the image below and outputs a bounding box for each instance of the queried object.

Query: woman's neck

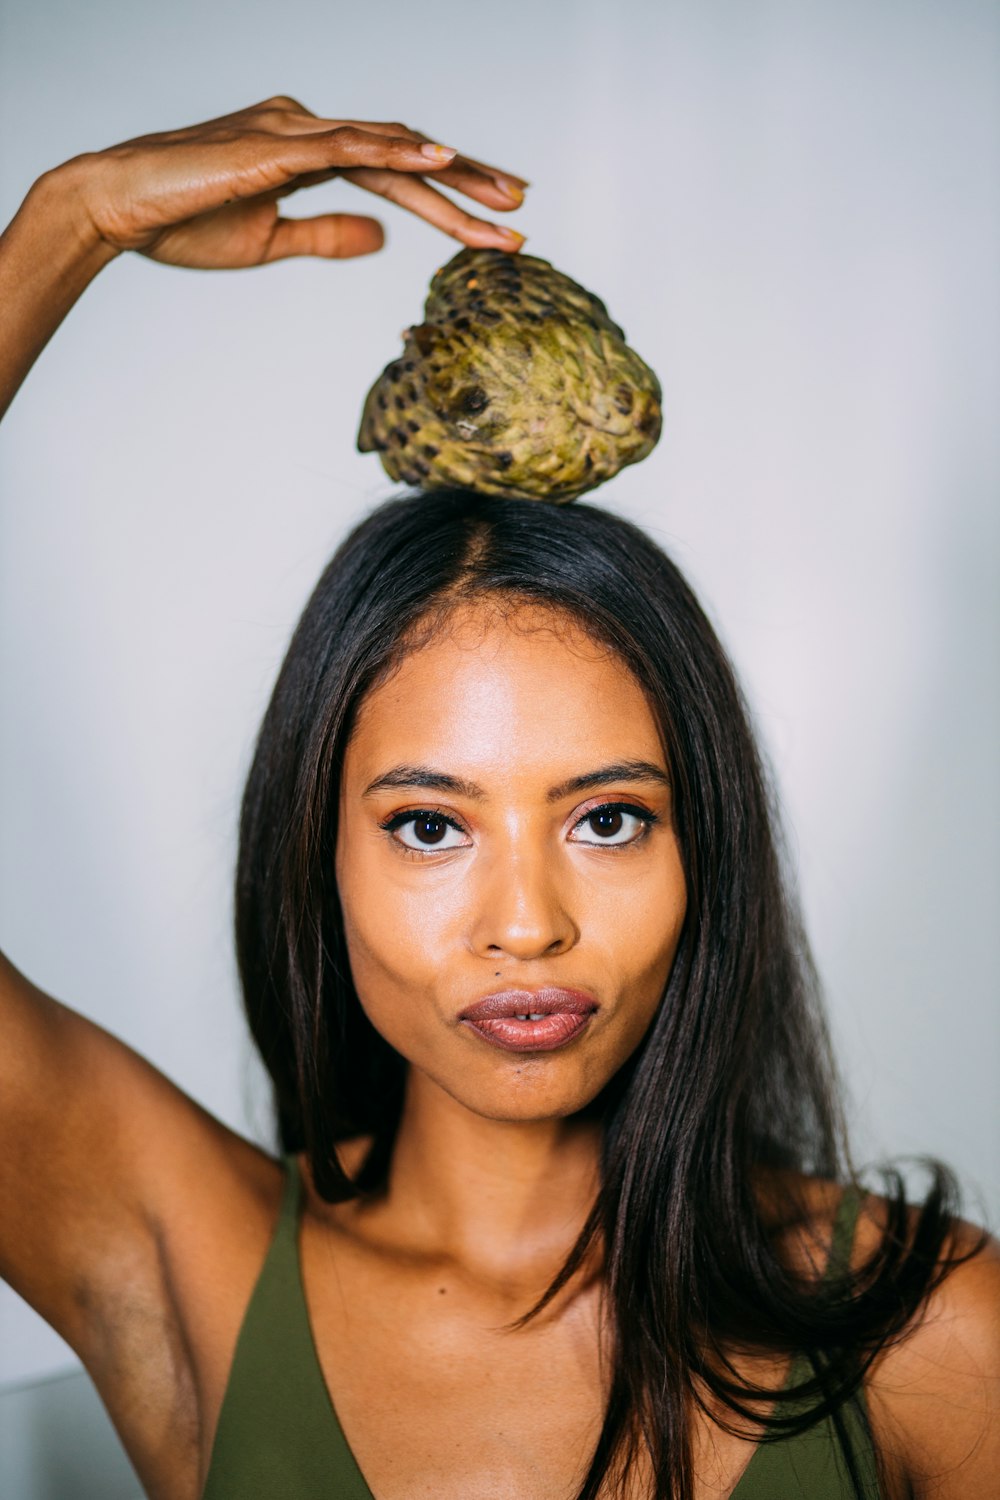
[377,1068,603,1289]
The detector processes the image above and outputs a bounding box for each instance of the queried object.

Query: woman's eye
[570,804,654,846]
[385,811,469,851]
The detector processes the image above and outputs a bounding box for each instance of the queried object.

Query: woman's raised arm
[0,102,527,1487]
[0,95,527,419]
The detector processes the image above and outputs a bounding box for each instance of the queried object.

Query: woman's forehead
[344,600,666,789]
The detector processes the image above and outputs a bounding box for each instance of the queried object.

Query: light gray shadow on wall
[0,1368,141,1500]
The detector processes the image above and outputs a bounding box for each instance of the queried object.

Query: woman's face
[335,601,687,1124]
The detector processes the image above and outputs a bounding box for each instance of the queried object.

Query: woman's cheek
[337,848,462,1034]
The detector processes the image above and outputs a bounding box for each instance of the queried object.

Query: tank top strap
[201,1154,374,1500]
[824,1185,880,1490]
[270,1147,304,1236]
[732,1183,881,1498]
[826,1184,863,1281]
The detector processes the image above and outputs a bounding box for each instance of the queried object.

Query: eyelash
[378,801,660,855]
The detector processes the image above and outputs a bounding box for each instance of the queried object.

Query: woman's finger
[338,167,525,251]
[265,115,530,201]
[227,126,460,196]
[261,212,385,261]
[415,157,527,211]
[338,122,530,200]
[294,125,458,172]
[391,137,530,198]
[453,157,530,192]
[275,158,524,214]
[315,118,530,186]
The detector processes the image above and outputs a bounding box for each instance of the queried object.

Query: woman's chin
[432,1055,613,1126]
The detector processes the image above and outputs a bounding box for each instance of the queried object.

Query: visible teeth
[528,1013,545,1021]
[515,1013,547,1021]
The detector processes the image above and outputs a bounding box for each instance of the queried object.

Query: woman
[1,99,997,1500]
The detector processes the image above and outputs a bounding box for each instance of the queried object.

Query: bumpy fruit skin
[357,248,662,504]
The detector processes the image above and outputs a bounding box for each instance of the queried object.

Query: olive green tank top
[201,1160,881,1498]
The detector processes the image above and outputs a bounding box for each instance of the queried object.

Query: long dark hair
[236,490,960,1499]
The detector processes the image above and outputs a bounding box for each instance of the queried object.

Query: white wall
[2,0,997,1392]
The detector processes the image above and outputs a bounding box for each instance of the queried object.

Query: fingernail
[421,143,457,161]
[494,227,526,248]
[494,176,525,204]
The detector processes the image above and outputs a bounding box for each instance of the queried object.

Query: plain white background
[1,0,998,1394]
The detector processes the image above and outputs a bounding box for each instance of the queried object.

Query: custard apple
[357,248,662,504]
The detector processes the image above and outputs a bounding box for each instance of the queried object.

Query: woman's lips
[458,988,598,1054]
[466,1012,594,1051]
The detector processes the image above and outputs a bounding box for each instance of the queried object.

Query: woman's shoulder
[764,1170,1000,1496]
[864,1206,1000,1497]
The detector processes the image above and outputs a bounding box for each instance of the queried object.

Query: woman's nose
[467,845,578,961]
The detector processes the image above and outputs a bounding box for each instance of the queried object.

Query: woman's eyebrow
[362,760,669,801]
[363,766,486,799]
[546,761,670,801]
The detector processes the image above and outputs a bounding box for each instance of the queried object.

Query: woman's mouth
[458,988,598,1053]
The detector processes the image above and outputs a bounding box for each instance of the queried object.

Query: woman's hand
[0,96,528,418]
[66,95,528,267]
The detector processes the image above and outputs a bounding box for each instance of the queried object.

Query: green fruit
[357,248,662,504]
